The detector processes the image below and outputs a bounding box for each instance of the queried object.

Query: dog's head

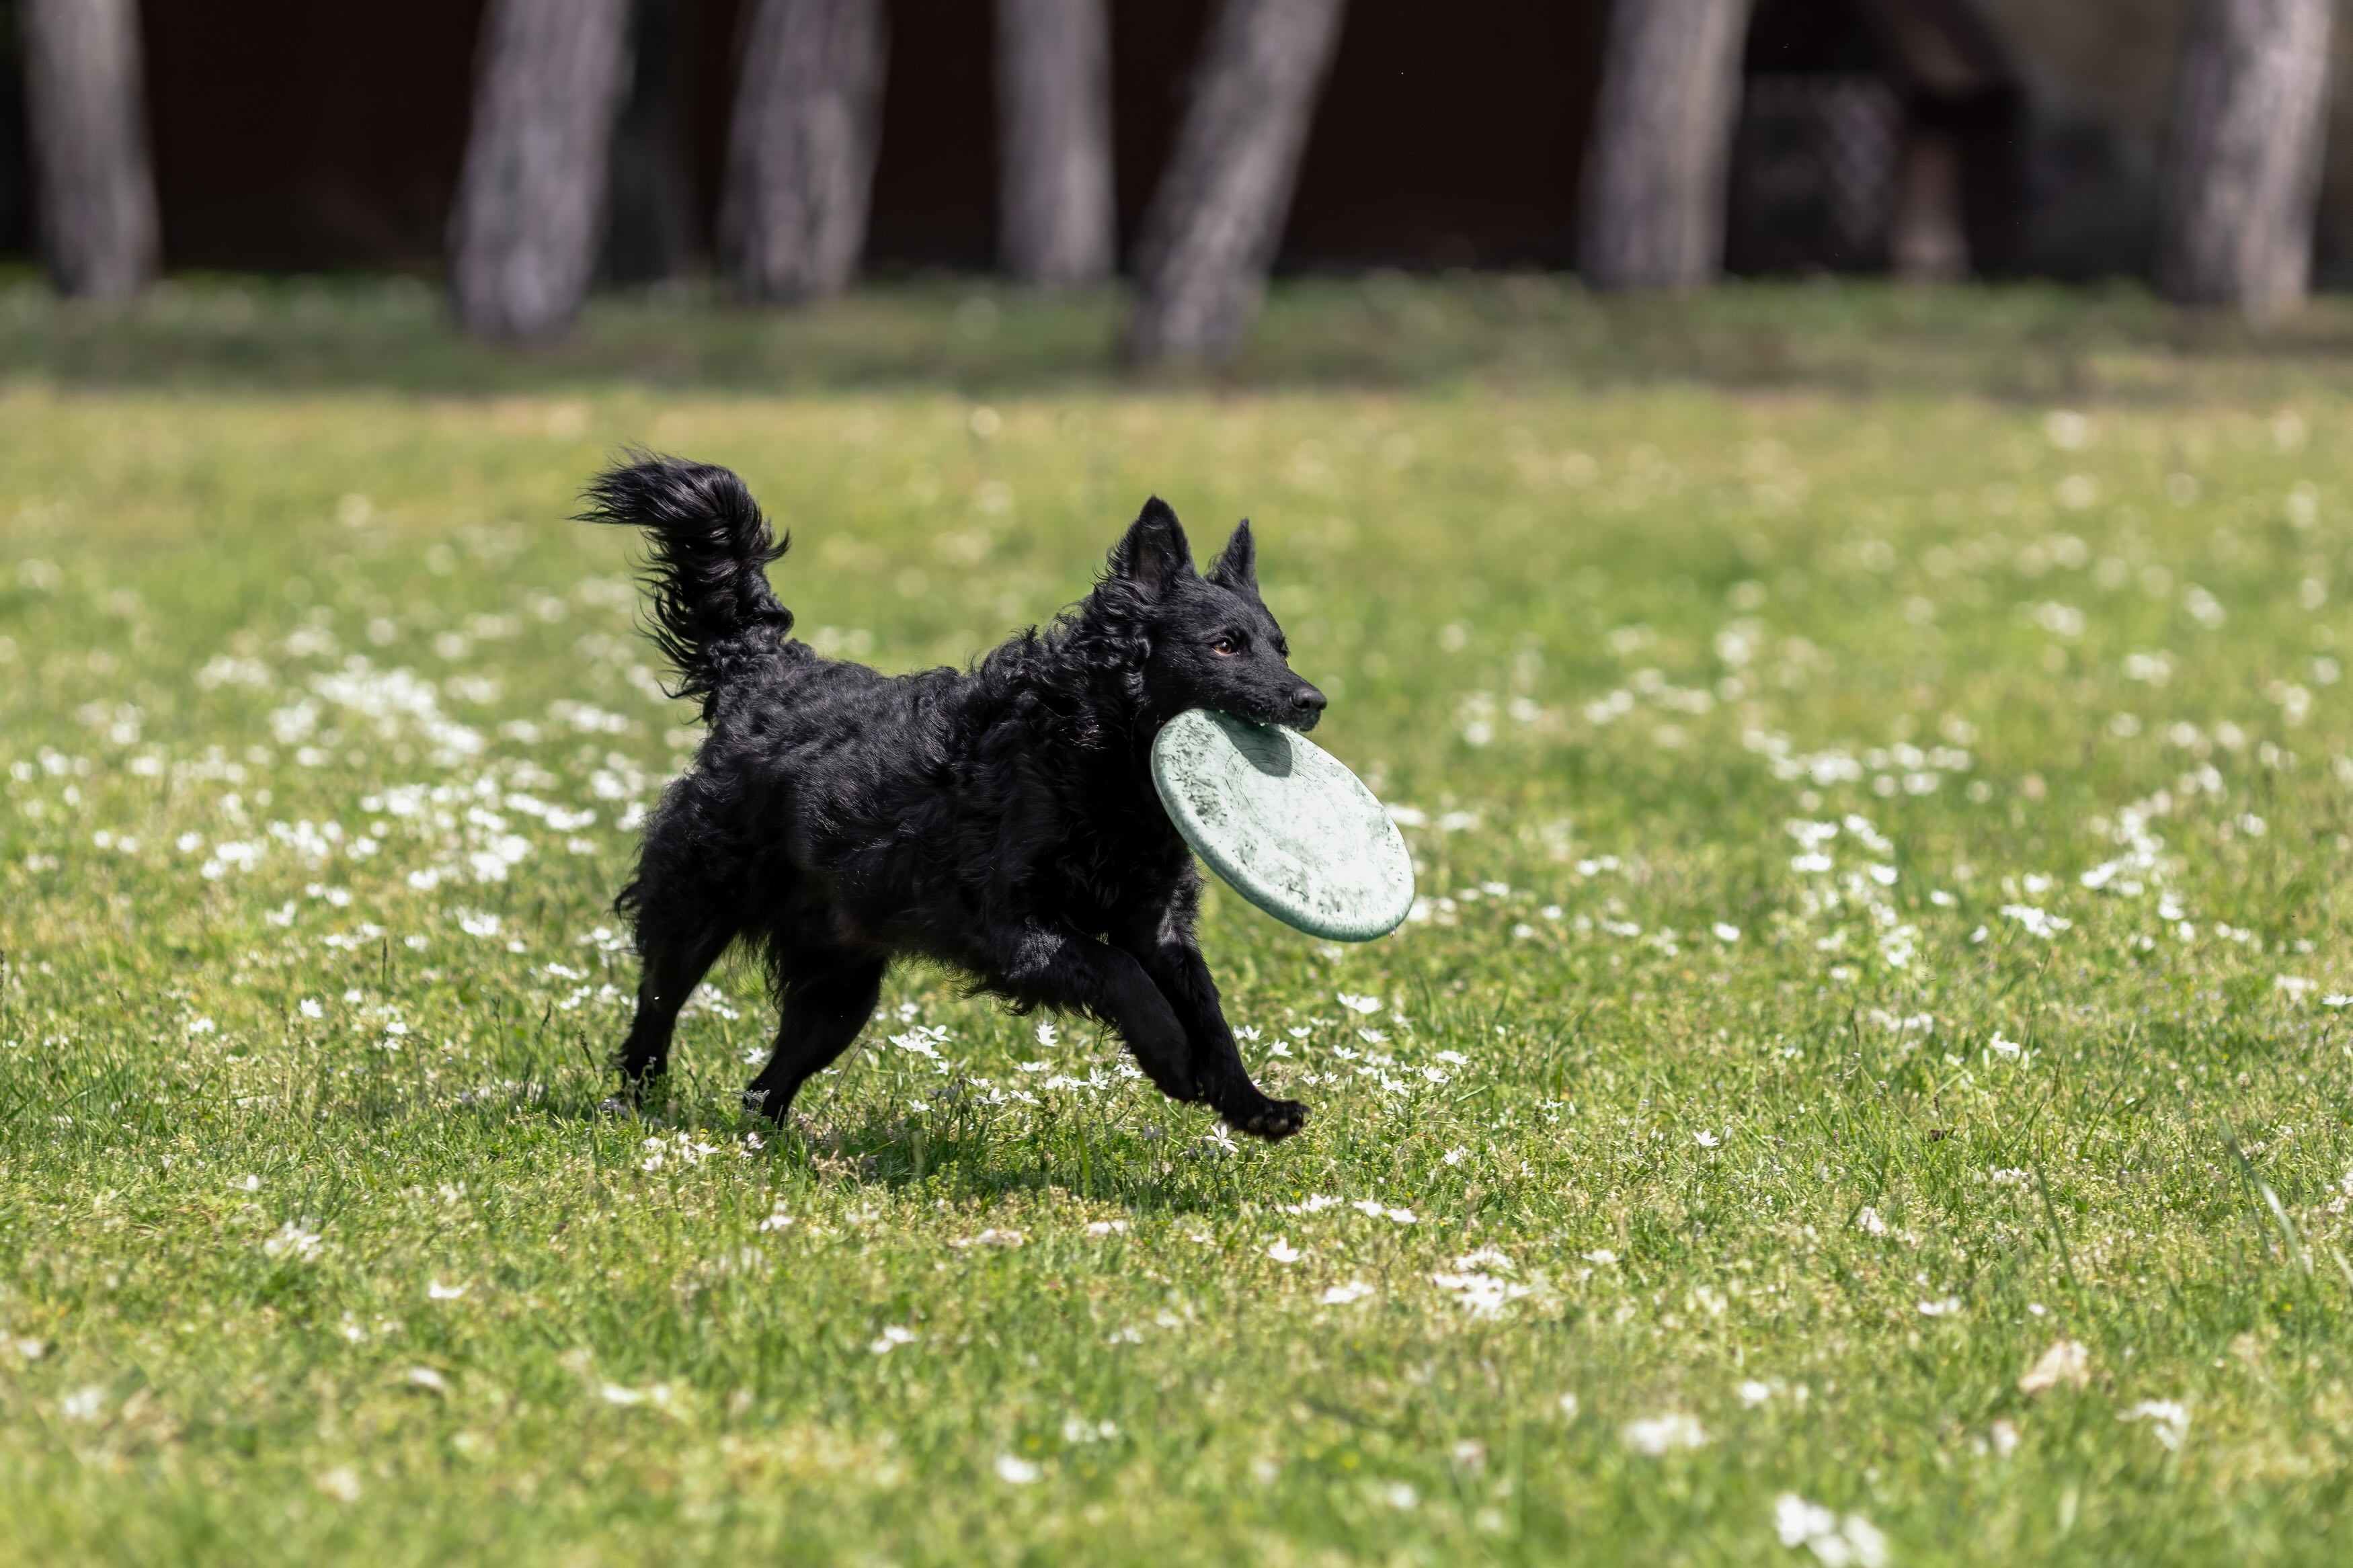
[1103,498,1326,732]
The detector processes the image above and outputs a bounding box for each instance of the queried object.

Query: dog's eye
[1209,634,1240,656]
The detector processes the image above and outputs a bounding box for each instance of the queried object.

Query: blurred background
[1,0,2346,358]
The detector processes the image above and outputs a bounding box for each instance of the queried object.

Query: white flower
[1337,992,1382,1014]
[1034,1020,1058,1047]
[186,1017,216,1036]
[1382,1481,1419,1510]
[995,1454,1041,1485]
[60,1387,105,1423]
[1776,1493,1888,1567]
[426,1279,467,1301]
[1432,1270,1529,1319]
[598,1383,646,1405]
[1740,1380,1773,1407]
[1991,1033,2022,1059]
[1714,923,1741,942]
[1856,1206,1888,1237]
[406,1366,449,1393]
[1695,1130,1720,1148]
[1203,1124,1238,1155]
[1583,1249,1618,1266]
[1320,1280,1373,1305]
[2121,1399,2190,1450]
[1442,1147,1468,1165]
[1266,1237,1302,1263]
[869,1325,917,1355]
[263,1221,323,1262]
[1777,1494,1835,1548]
[298,997,325,1020]
[1623,1413,1708,1454]
[315,1466,362,1503]
[456,911,501,939]
[1999,903,2071,939]
[1557,1393,1580,1419]
[949,1229,1025,1249]
[1084,1220,1129,1237]
[1917,1296,1962,1317]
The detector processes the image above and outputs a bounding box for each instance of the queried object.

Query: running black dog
[584,456,1324,1141]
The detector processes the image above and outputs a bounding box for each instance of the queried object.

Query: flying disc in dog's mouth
[1150,708,1415,942]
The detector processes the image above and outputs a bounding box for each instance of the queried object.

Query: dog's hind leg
[616,921,733,1090]
[744,954,887,1122]
[614,784,745,1089]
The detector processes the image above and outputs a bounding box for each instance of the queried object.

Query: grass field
[4,276,2353,1564]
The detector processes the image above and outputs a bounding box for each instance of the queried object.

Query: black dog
[583,456,1324,1141]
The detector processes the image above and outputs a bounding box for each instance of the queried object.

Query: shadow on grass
[5,268,2353,405]
[582,1063,1258,1217]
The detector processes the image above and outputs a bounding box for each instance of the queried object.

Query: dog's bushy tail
[582,454,793,714]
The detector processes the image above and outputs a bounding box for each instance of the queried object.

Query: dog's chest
[1047,790,1188,911]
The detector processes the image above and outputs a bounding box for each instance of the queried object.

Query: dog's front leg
[1111,926,1308,1143]
[993,921,1200,1107]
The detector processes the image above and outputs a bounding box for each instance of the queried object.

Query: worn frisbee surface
[1150,708,1416,942]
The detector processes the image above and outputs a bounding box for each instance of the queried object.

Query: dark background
[0,0,2028,281]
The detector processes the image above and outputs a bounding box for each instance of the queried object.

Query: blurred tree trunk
[19,0,159,298]
[448,0,633,339]
[1124,0,1348,363]
[1580,0,1753,291]
[2156,0,2331,321]
[603,0,700,286]
[997,0,1114,288]
[1889,129,1968,282]
[721,0,889,304]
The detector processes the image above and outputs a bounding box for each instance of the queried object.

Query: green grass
[3,277,2353,1564]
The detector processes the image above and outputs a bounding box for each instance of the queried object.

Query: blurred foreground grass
[2,278,2352,1563]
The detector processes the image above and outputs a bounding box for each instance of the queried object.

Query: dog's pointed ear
[1112,497,1195,598]
[1205,518,1258,594]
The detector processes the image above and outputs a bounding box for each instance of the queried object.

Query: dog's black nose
[1291,684,1327,720]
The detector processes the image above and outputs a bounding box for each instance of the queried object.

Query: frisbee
[1150,708,1416,942]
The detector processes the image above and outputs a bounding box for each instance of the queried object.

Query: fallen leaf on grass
[2019,1339,2090,1394]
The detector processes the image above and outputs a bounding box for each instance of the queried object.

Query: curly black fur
[585,454,1328,1140]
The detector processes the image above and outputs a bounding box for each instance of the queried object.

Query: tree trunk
[1579,0,1753,291]
[996,0,1115,288]
[1890,128,1968,282]
[721,0,889,304]
[1123,0,1348,363]
[603,0,701,286]
[2156,0,2332,321]
[448,0,633,340]
[19,0,159,299]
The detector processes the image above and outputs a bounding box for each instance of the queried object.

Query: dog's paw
[1230,1097,1310,1143]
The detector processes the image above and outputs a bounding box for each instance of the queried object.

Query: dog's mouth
[1224,700,1320,734]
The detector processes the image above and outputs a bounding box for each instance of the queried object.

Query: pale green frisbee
[1150,708,1416,942]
